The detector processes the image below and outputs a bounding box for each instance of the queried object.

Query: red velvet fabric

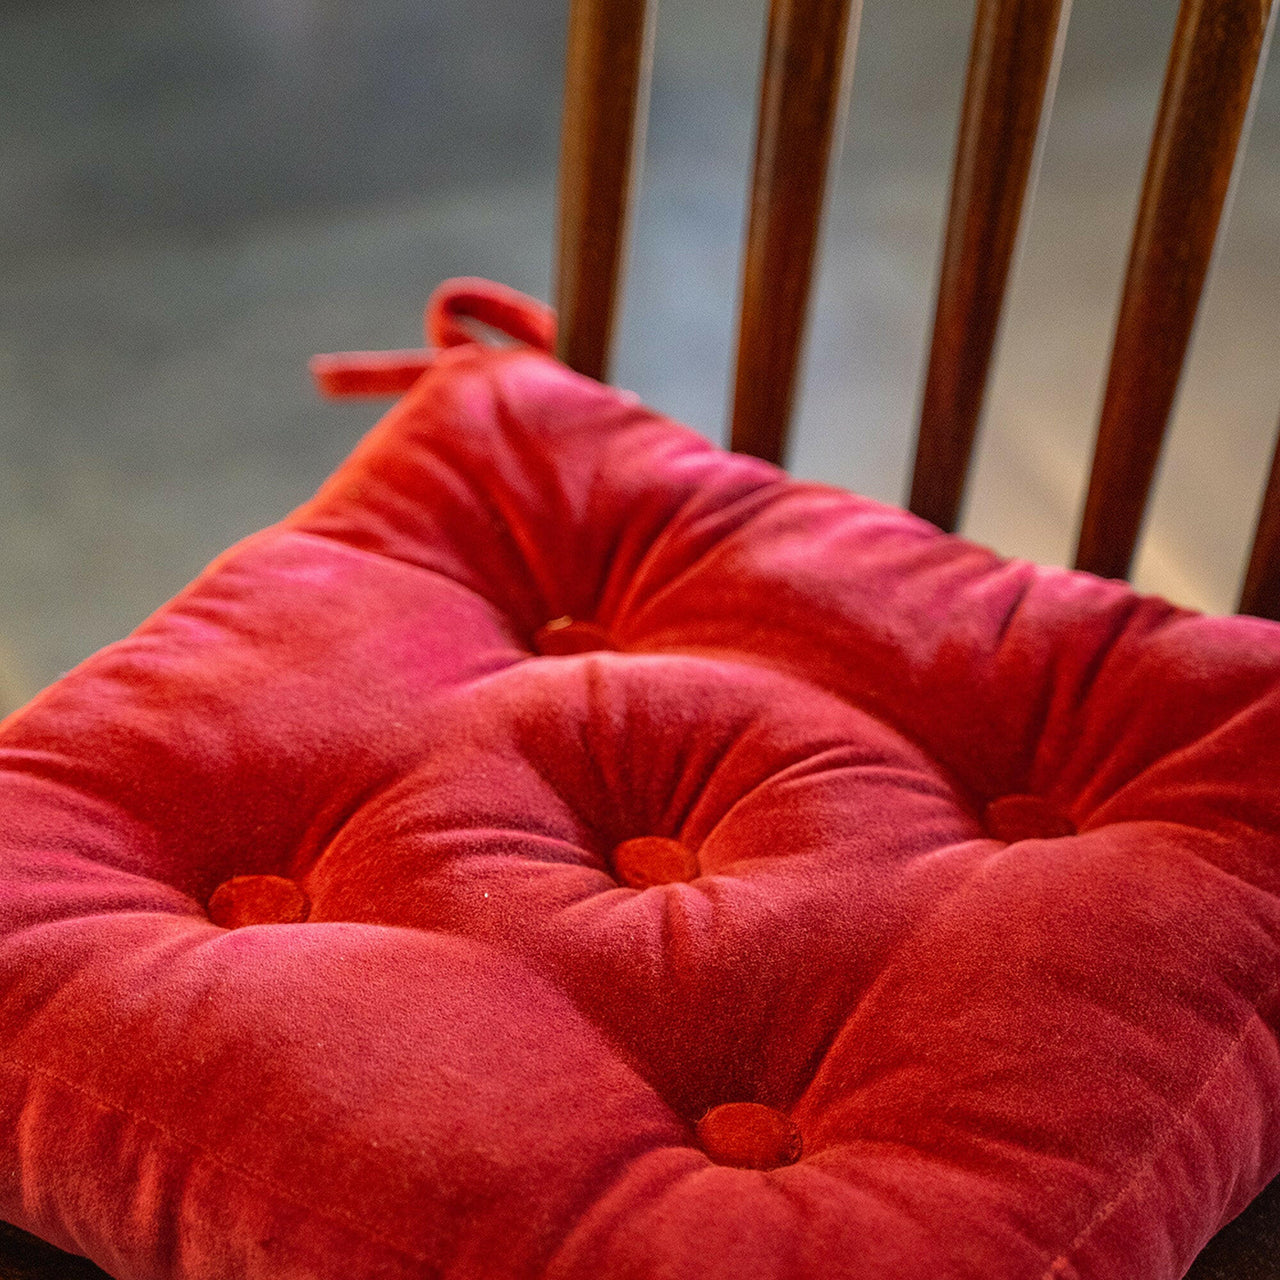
[2,279,1280,1280]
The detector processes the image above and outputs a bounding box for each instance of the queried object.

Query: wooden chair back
[553,0,1279,620]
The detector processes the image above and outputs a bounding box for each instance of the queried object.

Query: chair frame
[554,0,1280,621]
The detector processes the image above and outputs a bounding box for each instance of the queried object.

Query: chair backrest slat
[554,0,656,382]
[1073,0,1274,581]
[551,0,1276,618]
[729,0,861,465]
[907,0,1068,534]
[1240,422,1280,620]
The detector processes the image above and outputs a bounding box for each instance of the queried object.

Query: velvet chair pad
[1,281,1278,1280]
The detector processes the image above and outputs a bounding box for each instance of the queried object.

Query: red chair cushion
[2,280,1279,1280]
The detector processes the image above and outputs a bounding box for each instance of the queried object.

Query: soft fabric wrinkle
[1091,689,1280,827]
[301,370,537,609]
[606,499,1005,789]
[473,417,585,625]
[594,457,781,634]
[623,495,1187,806]
[1054,618,1280,820]
[1027,594,1162,803]
[300,349,676,634]
[487,384,625,620]
[608,473,792,634]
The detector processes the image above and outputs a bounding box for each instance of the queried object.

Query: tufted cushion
[2,279,1279,1280]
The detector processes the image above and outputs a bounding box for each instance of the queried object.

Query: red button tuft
[208,875,310,929]
[613,837,699,889]
[696,1103,802,1170]
[533,617,616,656]
[984,794,1077,843]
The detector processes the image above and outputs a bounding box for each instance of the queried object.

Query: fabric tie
[309,277,557,398]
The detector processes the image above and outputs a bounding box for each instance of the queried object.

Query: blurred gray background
[2,0,1279,714]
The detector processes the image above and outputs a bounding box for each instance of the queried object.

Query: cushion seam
[1039,979,1280,1279]
[0,1055,432,1271]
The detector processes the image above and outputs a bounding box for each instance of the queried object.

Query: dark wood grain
[1074,0,1274,581]
[907,0,1067,533]
[1240,418,1280,619]
[554,0,656,382]
[729,0,861,465]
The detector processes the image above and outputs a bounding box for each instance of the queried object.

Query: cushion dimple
[208,875,310,929]
[533,617,616,656]
[611,837,699,888]
[2,280,1280,1280]
[696,1103,802,1170]
[983,793,1077,843]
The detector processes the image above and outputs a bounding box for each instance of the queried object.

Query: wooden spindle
[908,0,1068,533]
[1240,419,1280,620]
[729,0,861,465]
[1074,0,1275,581]
[555,0,656,382]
